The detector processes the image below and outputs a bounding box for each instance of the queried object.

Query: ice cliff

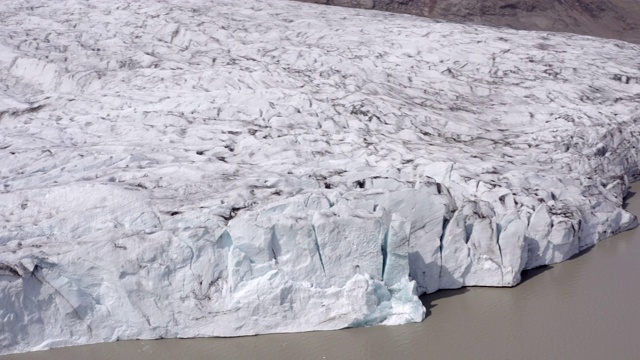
[1,0,640,355]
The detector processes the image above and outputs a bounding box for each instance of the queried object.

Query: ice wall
[1,0,640,355]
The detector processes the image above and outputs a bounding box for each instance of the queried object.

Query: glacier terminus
[1,0,639,355]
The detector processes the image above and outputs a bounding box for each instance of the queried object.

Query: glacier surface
[1,0,640,355]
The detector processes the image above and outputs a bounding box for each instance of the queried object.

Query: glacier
[1,0,640,355]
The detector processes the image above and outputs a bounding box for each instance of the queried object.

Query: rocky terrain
[297,0,640,44]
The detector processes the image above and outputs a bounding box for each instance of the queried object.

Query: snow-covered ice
[1,0,640,355]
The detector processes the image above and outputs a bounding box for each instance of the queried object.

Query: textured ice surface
[1,0,640,355]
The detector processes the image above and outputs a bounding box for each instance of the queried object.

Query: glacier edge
[1,0,640,355]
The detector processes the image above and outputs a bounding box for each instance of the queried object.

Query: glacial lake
[4,182,640,360]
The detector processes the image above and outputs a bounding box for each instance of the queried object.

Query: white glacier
[1,0,640,355]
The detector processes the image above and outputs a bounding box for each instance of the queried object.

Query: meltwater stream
[3,182,640,360]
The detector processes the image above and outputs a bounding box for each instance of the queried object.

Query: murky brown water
[4,183,640,360]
